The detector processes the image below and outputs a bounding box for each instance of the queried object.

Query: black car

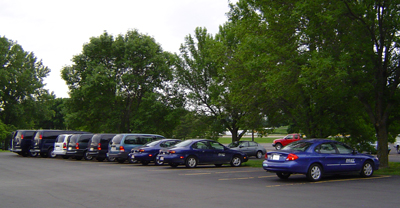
[86,134,116,162]
[30,130,91,158]
[10,130,36,157]
[65,134,94,160]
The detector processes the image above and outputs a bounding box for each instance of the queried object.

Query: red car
[272,134,302,150]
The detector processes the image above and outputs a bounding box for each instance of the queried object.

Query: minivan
[86,134,116,162]
[107,134,165,163]
[30,130,91,158]
[65,134,94,160]
[10,130,36,157]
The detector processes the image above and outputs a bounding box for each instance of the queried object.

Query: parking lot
[0,151,399,208]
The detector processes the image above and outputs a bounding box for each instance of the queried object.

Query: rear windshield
[173,140,192,147]
[281,141,312,151]
[111,135,124,144]
[91,135,102,143]
[56,135,66,142]
[69,135,79,143]
[228,141,244,148]
[143,140,160,147]
[77,134,93,143]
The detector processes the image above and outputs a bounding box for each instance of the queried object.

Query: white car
[394,134,400,154]
[53,134,73,158]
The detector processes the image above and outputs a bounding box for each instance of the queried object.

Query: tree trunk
[376,122,389,168]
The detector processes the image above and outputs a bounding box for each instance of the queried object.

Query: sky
[1,0,236,98]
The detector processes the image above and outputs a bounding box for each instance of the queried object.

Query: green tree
[0,36,53,130]
[62,30,174,134]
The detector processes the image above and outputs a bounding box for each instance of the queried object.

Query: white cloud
[1,0,236,98]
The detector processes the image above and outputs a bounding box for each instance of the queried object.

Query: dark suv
[10,130,36,157]
[30,130,90,158]
[66,134,94,160]
[86,134,116,162]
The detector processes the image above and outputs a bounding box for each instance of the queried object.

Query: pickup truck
[272,134,302,150]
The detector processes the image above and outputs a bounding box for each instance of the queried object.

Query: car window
[315,143,337,154]
[249,142,257,147]
[174,140,192,147]
[281,141,312,151]
[69,135,79,143]
[111,135,123,144]
[160,141,179,148]
[193,141,209,150]
[335,143,353,154]
[56,135,66,143]
[294,135,299,139]
[240,142,249,147]
[228,142,241,148]
[209,141,225,150]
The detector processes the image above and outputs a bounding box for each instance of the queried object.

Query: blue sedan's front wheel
[360,161,374,177]
[230,155,242,167]
[307,163,322,182]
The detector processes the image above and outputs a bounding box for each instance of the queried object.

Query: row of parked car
[9,129,262,168]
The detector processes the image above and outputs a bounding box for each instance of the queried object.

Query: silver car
[228,141,267,159]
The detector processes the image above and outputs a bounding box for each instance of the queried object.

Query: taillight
[39,135,43,140]
[63,143,66,149]
[76,143,79,150]
[149,154,153,157]
[98,143,101,150]
[265,154,268,159]
[21,135,24,140]
[286,153,299,161]
[119,146,125,152]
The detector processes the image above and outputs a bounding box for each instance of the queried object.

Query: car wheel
[62,155,69,159]
[117,158,125,163]
[29,152,38,157]
[256,151,263,159]
[155,158,164,166]
[84,151,93,160]
[75,156,83,160]
[214,164,223,167]
[169,163,179,168]
[360,161,374,177]
[96,157,105,162]
[185,156,197,168]
[275,143,282,150]
[48,148,56,158]
[230,155,242,167]
[276,172,291,179]
[129,158,138,163]
[307,163,323,182]
[107,156,116,162]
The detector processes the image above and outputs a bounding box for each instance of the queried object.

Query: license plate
[55,147,60,150]
[131,155,135,159]
[159,156,164,161]
[111,147,116,151]
[272,155,280,160]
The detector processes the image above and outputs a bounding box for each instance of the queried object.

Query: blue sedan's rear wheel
[276,172,291,179]
[307,163,322,182]
[360,161,374,177]
[185,156,197,168]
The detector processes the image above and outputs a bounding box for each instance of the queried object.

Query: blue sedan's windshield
[281,141,312,151]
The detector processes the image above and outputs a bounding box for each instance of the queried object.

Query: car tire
[276,172,291,179]
[360,161,374,177]
[214,164,223,167]
[75,156,83,160]
[107,156,116,162]
[155,157,164,166]
[29,152,38,157]
[307,163,323,182]
[256,151,263,159]
[185,156,197,168]
[169,163,179,168]
[62,155,69,159]
[48,148,56,158]
[117,158,125,163]
[84,151,93,160]
[230,155,242,167]
[275,143,283,150]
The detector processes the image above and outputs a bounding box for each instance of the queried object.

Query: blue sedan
[262,139,380,181]
[156,139,248,168]
[128,139,181,165]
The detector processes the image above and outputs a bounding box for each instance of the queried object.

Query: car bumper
[53,149,67,155]
[262,160,307,174]
[30,149,41,153]
[108,151,129,159]
[129,153,154,162]
[156,154,185,165]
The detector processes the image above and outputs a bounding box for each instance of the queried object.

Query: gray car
[228,141,267,159]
